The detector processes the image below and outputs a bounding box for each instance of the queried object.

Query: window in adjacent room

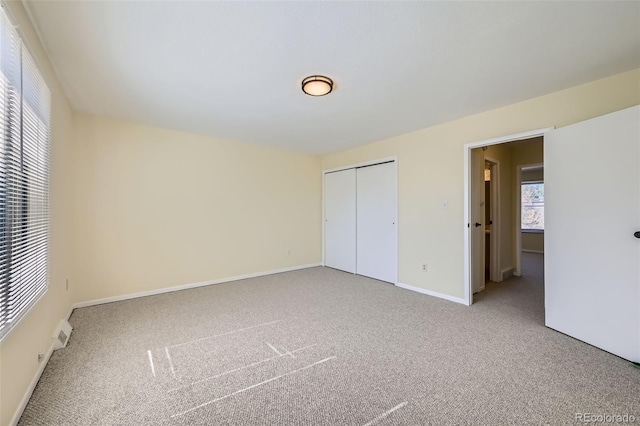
[521,181,544,231]
[0,6,52,340]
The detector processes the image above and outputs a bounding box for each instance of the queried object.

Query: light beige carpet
[18,254,640,425]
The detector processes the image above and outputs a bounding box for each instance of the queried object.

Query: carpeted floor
[19,253,640,425]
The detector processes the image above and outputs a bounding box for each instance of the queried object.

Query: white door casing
[324,168,357,273]
[486,158,501,284]
[464,128,552,305]
[471,148,486,294]
[545,105,640,362]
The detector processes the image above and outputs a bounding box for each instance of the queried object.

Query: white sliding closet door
[324,169,357,273]
[356,162,397,283]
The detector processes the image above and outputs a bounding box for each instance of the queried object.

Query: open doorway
[464,130,549,306]
[515,163,544,278]
[469,153,501,295]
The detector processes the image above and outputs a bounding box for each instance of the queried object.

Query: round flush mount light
[301,75,333,96]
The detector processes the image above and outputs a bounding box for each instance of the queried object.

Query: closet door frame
[322,156,398,284]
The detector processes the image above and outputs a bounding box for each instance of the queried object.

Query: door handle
[474,222,482,227]
[635,231,640,239]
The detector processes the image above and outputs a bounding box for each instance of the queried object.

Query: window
[521,181,544,231]
[0,7,51,340]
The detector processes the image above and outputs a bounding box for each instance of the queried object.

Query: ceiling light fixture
[302,75,333,96]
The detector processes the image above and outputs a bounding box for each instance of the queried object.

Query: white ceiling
[24,1,640,154]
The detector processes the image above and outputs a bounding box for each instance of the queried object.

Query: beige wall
[321,69,640,299]
[522,169,543,182]
[72,114,322,303]
[512,137,544,170]
[522,232,544,253]
[0,1,76,425]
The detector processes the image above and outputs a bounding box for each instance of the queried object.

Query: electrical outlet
[422,263,428,272]
[287,249,292,256]
[65,278,69,291]
[38,353,44,363]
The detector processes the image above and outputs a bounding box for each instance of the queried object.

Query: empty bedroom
[1,1,639,425]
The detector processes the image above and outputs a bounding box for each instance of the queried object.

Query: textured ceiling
[24,1,640,154]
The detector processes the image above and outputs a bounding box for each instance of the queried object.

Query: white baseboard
[522,249,544,254]
[396,282,467,305]
[10,343,54,426]
[10,304,75,426]
[501,267,514,281]
[73,263,322,309]
[64,304,74,322]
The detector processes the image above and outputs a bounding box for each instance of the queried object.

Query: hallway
[474,252,544,324]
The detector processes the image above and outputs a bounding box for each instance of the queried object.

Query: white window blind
[0,6,51,340]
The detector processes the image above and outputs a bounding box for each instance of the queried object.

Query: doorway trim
[463,128,553,305]
[484,157,501,283]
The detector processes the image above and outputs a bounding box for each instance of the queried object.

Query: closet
[324,160,397,283]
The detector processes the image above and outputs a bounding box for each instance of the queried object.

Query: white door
[470,148,486,295]
[545,105,640,362]
[324,169,357,273]
[356,162,397,283]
